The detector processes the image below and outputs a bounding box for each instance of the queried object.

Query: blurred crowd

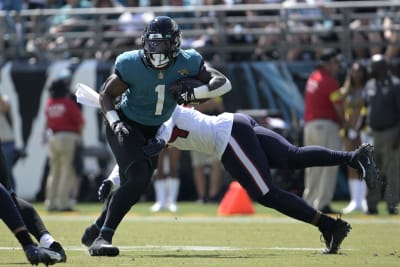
[1,0,400,62]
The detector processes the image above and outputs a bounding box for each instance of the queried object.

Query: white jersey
[158,105,234,159]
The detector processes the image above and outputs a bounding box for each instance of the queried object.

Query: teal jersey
[116,49,203,126]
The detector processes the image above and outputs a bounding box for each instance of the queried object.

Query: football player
[82,16,231,256]
[0,144,63,265]
[96,104,379,254]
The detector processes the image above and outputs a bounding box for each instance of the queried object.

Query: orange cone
[218,181,255,215]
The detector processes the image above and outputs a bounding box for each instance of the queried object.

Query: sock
[100,226,115,243]
[39,233,55,248]
[16,230,34,248]
[153,179,167,206]
[355,179,367,207]
[317,213,336,233]
[166,177,180,205]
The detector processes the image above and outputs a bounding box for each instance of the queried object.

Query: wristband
[193,85,209,99]
[105,110,120,128]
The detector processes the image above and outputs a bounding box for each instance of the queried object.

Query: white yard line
[39,215,400,224]
[0,245,351,252]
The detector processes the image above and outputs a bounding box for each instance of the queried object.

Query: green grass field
[0,201,399,267]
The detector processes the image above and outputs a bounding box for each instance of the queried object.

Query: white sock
[39,233,55,248]
[166,177,180,205]
[153,179,167,207]
[355,179,367,210]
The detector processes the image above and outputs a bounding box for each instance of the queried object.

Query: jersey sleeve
[114,51,138,84]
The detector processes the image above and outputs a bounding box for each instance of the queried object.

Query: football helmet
[142,16,181,69]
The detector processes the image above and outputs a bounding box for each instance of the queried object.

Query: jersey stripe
[228,137,269,195]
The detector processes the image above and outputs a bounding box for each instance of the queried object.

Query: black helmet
[142,16,181,69]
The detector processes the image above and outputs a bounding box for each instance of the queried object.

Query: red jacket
[45,97,84,133]
[304,68,342,124]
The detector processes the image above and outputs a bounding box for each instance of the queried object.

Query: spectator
[108,0,154,60]
[47,0,93,59]
[87,0,123,60]
[190,97,224,203]
[302,48,344,214]
[44,70,84,212]
[382,7,400,60]
[365,54,400,215]
[150,147,181,213]
[340,61,369,214]
[0,91,16,191]
[1,0,25,58]
[349,15,384,60]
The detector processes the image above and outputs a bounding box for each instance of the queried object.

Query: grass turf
[0,201,399,267]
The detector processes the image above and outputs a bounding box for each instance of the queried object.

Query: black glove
[112,121,131,145]
[176,87,197,105]
[142,138,166,157]
[98,180,113,202]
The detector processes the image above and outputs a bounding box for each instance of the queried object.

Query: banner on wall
[0,60,114,200]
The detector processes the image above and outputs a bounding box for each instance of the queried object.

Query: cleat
[351,143,380,189]
[48,241,67,262]
[321,218,352,254]
[150,202,166,212]
[81,225,100,247]
[24,244,62,265]
[88,237,119,257]
[167,203,178,213]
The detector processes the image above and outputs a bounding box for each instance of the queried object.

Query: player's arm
[194,63,232,99]
[99,73,128,128]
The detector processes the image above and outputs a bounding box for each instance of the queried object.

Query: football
[168,77,205,104]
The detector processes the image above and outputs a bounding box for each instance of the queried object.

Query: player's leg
[88,125,155,256]
[15,196,67,262]
[255,123,379,188]
[254,125,353,168]
[0,183,62,265]
[221,114,351,254]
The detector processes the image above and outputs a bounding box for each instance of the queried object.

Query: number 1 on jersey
[155,85,165,115]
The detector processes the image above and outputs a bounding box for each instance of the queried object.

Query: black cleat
[48,241,67,262]
[88,237,119,257]
[351,143,380,189]
[81,225,100,247]
[321,218,352,254]
[24,244,62,266]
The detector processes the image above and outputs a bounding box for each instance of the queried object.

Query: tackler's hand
[142,138,166,157]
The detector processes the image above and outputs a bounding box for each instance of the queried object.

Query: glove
[112,121,131,145]
[176,86,197,105]
[168,80,198,105]
[98,180,113,202]
[142,138,166,157]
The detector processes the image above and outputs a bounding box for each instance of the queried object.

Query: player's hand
[176,87,196,105]
[112,121,130,145]
[98,180,113,202]
[142,138,166,157]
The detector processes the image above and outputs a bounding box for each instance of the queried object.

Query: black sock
[16,230,34,248]
[15,196,48,241]
[99,227,115,243]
